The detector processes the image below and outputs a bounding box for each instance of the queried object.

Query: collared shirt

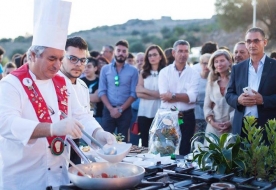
[98,60,138,106]
[158,62,200,111]
[244,54,266,118]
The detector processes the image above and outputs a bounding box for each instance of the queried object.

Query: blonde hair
[208,49,233,82]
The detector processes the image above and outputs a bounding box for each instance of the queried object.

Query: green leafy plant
[113,133,125,142]
[191,132,246,174]
[240,116,276,181]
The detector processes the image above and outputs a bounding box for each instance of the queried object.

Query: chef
[0,0,115,189]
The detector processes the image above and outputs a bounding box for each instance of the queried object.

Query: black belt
[179,109,194,116]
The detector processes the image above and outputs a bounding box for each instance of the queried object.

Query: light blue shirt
[98,61,138,106]
[0,64,3,74]
[244,54,266,118]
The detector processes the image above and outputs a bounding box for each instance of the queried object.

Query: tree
[215,0,276,41]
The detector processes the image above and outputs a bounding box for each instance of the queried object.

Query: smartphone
[243,87,254,95]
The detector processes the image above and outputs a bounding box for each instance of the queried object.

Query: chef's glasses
[66,55,87,65]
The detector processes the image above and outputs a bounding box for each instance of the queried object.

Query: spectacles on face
[114,75,119,86]
[246,39,264,45]
[148,53,159,58]
[66,55,87,65]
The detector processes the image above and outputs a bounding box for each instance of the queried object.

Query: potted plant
[239,116,276,181]
[191,132,246,174]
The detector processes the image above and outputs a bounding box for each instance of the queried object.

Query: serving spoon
[59,110,117,155]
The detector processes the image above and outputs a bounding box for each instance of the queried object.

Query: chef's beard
[115,55,126,63]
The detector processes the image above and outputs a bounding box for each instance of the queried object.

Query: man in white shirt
[59,36,94,165]
[159,40,200,156]
[0,0,115,189]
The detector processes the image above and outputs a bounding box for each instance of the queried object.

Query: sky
[1,0,216,39]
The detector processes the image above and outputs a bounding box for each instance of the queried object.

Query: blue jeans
[95,117,102,126]
[129,108,140,145]
[102,106,132,142]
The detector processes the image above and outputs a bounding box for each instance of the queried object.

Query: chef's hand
[94,129,116,145]
[50,118,83,139]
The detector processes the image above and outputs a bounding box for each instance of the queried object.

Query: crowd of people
[1,23,276,188]
[1,28,276,151]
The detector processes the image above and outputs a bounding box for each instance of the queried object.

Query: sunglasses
[66,55,87,65]
[114,75,119,86]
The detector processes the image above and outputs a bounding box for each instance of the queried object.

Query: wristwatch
[172,93,176,100]
[118,107,123,114]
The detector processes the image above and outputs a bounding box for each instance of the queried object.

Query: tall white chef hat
[32,0,72,50]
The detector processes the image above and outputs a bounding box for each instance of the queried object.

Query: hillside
[0,15,274,61]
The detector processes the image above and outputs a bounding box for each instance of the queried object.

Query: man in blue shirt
[98,40,138,142]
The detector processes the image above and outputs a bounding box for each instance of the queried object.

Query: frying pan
[66,138,145,189]
[68,162,145,189]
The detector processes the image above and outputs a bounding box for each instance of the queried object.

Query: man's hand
[160,91,172,102]
[238,93,256,107]
[50,118,83,139]
[109,107,121,118]
[252,90,264,105]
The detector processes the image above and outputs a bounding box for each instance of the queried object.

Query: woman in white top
[136,45,167,147]
[204,49,234,142]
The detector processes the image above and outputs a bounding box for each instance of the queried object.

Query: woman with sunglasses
[136,45,167,147]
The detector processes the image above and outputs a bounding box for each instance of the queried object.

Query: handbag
[131,121,139,135]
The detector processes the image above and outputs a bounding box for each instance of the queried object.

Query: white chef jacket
[0,70,101,190]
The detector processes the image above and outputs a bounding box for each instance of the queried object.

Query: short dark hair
[5,62,16,69]
[65,36,88,50]
[128,52,134,59]
[0,46,5,56]
[97,56,110,64]
[270,51,276,59]
[86,56,98,67]
[200,41,218,55]
[115,40,129,49]
[246,27,266,39]
[89,50,100,58]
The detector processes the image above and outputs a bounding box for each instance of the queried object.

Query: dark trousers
[138,116,154,147]
[129,108,140,145]
[179,110,196,156]
[102,106,132,142]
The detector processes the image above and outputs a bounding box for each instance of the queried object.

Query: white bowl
[123,157,143,163]
[96,143,132,163]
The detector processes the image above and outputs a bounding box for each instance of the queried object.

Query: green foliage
[240,116,276,181]
[191,132,246,174]
[215,0,276,40]
[160,27,171,39]
[129,41,145,52]
[131,30,140,36]
[0,38,12,43]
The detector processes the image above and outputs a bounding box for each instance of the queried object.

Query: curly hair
[142,45,167,79]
